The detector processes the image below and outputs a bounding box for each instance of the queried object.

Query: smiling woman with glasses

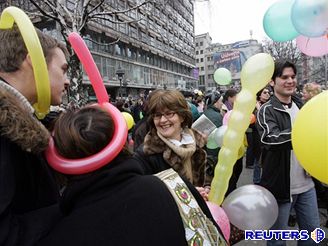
[134,89,211,187]
[133,89,228,245]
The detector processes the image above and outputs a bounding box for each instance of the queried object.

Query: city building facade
[195,33,264,92]
[195,32,212,91]
[1,0,198,99]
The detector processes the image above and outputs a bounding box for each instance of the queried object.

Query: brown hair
[147,89,192,129]
[53,106,114,159]
[0,26,69,73]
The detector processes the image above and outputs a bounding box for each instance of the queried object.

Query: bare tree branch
[89,0,153,18]
[91,16,142,25]
[29,0,59,22]
[87,0,106,16]
[263,39,302,65]
[83,36,121,46]
[57,0,73,24]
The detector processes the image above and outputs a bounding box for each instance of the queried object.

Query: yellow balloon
[122,112,135,130]
[240,53,274,94]
[222,129,244,150]
[292,91,328,184]
[234,90,257,113]
[209,53,275,205]
[237,145,246,159]
[209,147,237,202]
[0,7,50,119]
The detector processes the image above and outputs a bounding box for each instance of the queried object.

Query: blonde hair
[303,82,322,99]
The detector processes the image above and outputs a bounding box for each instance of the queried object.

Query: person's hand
[255,101,261,110]
[196,186,210,201]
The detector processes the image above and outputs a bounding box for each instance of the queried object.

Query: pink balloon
[68,32,109,104]
[45,33,128,174]
[206,201,230,242]
[222,110,232,125]
[46,103,128,174]
[296,35,328,57]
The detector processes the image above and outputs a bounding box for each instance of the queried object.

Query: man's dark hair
[272,60,297,81]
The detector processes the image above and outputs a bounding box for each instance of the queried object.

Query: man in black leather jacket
[256,60,320,246]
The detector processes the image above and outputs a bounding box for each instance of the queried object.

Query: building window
[200,58,203,62]
[114,44,121,56]
[200,41,203,46]
[200,67,204,71]
[208,74,212,79]
[196,42,198,47]
[196,59,199,63]
[196,51,199,55]
[200,50,203,54]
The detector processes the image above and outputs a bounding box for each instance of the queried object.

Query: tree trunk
[67,53,88,107]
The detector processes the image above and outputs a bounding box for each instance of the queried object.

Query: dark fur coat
[0,88,59,246]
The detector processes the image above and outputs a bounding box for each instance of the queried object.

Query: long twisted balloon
[0,7,50,119]
[209,53,274,205]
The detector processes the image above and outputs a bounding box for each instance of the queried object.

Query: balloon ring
[0,7,50,119]
[45,32,127,174]
[45,102,127,174]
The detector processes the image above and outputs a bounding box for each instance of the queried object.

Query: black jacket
[37,155,223,246]
[0,88,60,246]
[256,94,303,202]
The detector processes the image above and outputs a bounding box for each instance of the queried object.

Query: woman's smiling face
[153,108,184,141]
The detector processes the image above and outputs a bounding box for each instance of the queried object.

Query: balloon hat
[0,7,51,119]
[45,32,128,174]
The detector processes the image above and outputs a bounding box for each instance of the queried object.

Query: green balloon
[263,0,299,42]
[214,68,232,85]
[206,129,219,149]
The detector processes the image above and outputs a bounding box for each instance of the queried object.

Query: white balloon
[214,125,228,147]
[222,185,278,230]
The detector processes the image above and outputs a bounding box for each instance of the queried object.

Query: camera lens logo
[311,228,325,243]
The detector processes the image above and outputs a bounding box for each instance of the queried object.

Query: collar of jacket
[207,104,221,112]
[270,94,303,111]
[0,86,50,153]
[143,128,206,155]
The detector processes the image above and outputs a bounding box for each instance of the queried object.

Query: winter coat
[188,101,201,122]
[0,88,60,246]
[203,105,223,162]
[37,154,223,246]
[132,116,150,151]
[134,128,209,187]
[256,94,303,203]
[203,105,223,128]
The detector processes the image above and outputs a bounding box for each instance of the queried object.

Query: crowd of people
[0,25,327,246]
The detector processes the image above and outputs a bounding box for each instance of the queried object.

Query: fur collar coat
[0,87,50,153]
[0,84,59,246]
[140,128,209,187]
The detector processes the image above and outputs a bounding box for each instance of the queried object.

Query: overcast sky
[194,0,277,44]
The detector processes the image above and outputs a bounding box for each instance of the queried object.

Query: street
[234,160,328,245]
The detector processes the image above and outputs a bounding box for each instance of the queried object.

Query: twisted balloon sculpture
[208,53,274,205]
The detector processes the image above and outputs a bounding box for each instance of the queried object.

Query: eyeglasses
[152,111,176,120]
[262,91,270,95]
